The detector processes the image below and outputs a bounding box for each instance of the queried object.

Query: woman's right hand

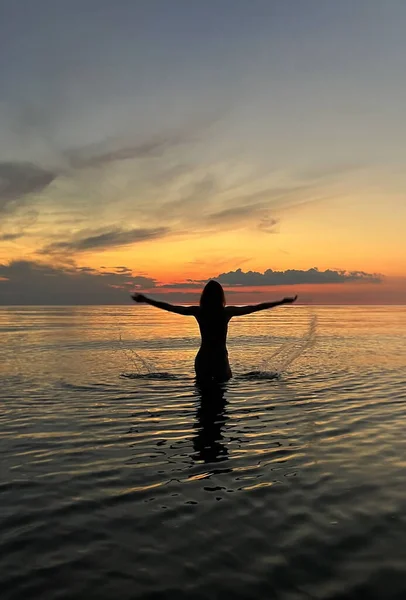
[131,293,147,303]
[282,295,298,304]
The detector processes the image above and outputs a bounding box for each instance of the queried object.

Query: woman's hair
[199,280,226,310]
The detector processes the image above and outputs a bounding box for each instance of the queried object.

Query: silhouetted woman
[132,280,297,383]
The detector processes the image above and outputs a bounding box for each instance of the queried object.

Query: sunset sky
[1,1,405,304]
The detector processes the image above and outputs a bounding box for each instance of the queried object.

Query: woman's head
[200,280,226,310]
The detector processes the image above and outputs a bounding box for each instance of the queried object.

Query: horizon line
[0,303,405,308]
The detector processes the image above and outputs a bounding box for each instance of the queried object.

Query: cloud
[0,232,23,241]
[206,204,259,224]
[0,107,364,259]
[0,260,386,305]
[298,162,362,182]
[258,216,279,233]
[129,275,157,287]
[137,266,383,291]
[155,282,206,290]
[160,174,218,217]
[0,260,155,305]
[155,175,303,236]
[180,176,337,235]
[0,161,57,212]
[63,113,220,172]
[0,207,41,243]
[0,117,209,224]
[146,266,382,292]
[213,267,382,286]
[41,226,170,254]
[66,132,191,170]
[205,203,279,233]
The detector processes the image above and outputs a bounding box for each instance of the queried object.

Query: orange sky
[1,173,405,304]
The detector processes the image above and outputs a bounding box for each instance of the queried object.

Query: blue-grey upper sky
[2,0,406,167]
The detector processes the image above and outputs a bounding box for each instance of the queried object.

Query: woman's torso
[195,307,230,353]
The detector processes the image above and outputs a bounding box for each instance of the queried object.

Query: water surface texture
[1,305,406,599]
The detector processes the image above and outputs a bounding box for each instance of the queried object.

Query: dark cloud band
[41,226,170,254]
[214,267,382,286]
[0,261,383,305]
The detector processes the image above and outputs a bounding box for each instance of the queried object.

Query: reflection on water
[1,306,406,600]
[193,382,229,463]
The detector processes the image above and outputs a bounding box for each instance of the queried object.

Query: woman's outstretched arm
[131,293,197,316]
[227,295,297,317]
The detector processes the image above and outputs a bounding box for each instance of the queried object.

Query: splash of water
[118,332,156,374]
[258,314,318,377]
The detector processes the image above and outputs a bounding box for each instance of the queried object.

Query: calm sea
[1,305,406,600]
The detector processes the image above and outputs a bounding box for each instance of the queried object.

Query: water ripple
[1,306,406,599]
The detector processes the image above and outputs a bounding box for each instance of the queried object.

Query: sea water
[1,305,406,599]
